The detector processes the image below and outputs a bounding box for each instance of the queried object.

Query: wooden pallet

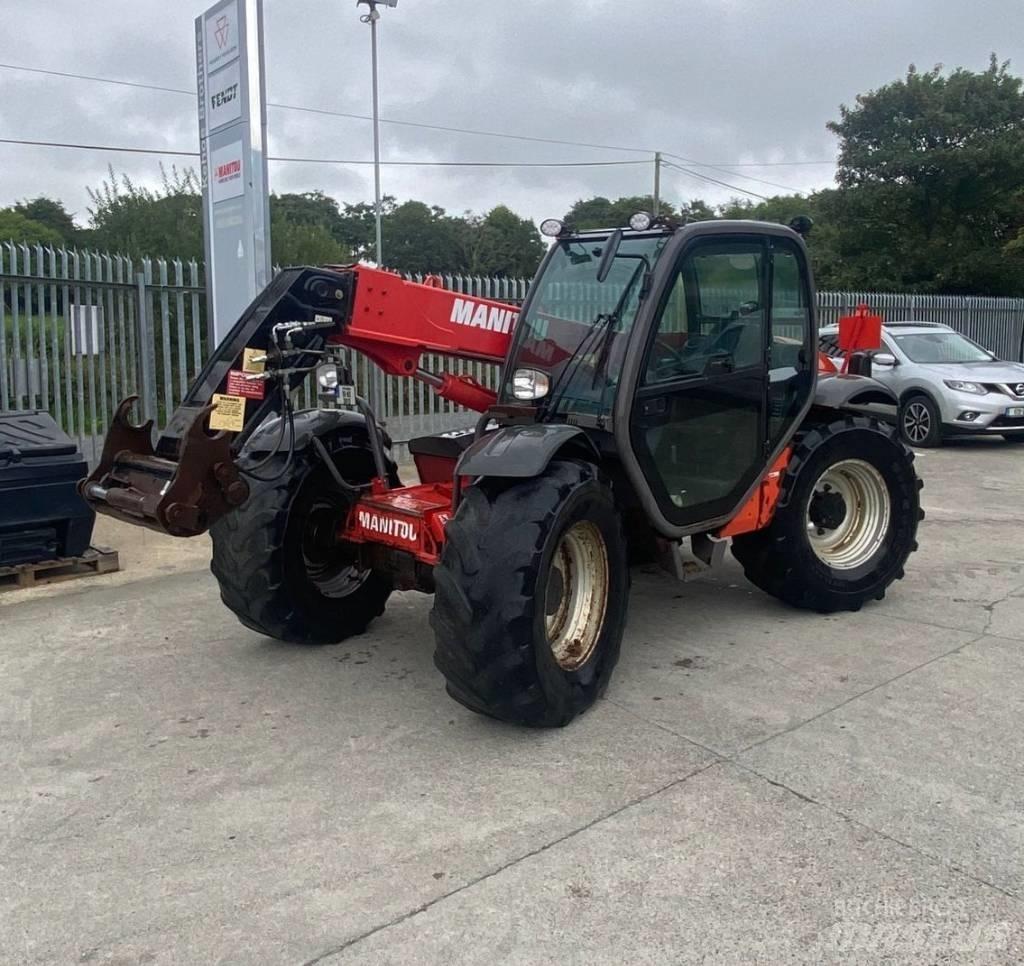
[0,546,120,592]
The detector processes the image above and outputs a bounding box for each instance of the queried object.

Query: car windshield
[503,233,669,417]
[892,331,994,364]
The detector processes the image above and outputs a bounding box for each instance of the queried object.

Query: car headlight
[944,380,986,395]
[512,368,550,400]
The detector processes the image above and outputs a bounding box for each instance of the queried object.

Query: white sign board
[70,305,101,356]
[210,140,245,202]
[197,0,271,348]
[207,60,242,132]
[205,0,240,73]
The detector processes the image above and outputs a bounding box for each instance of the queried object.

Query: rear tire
[899,394,942,447]
[430,460,628,727]
[731,417,922,613]
[210,432,395,644]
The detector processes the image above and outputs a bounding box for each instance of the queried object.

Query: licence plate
[1007,407,1024,417]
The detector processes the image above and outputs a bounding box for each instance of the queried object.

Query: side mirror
[873,352,897,367]
[596,229,623,283]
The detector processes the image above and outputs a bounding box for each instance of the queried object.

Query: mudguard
[814,373,897,410]
[456,424,599,478]
[244,408,371,454]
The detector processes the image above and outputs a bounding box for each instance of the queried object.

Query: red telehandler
[82,216,922,726]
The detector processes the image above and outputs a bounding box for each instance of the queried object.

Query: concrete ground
[2,439,1023,964]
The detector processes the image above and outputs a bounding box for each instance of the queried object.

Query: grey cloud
[0,0,1021,229]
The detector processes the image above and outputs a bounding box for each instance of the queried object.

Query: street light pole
[358,0,395,268]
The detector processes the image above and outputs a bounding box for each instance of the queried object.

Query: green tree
[0,210,64,247]
[826,57,1024,295]
[87,166,202,260]
[681,198,717,222]
[379,201,467,274]
[337,197,397,261]
[464,205,544,276]
[269,192,350,266]
[12,197,78,244]
[564,195,673,230]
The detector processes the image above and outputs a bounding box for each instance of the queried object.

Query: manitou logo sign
[357,510,419,544]
[210,141,245,202]
[450,298,518,335]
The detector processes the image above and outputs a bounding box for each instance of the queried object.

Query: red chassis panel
[342,481,454,566]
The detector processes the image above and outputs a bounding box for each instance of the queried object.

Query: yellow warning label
[209,393,246,432]
[242,347,266,373]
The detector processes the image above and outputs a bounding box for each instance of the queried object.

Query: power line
[0,136,647,168]
[0,61,836,171]
[0,137,197,158]
[700,159,835,167]
[662,151,802,194]
[0,62,192,96]
[660,159,770,201]
[0,62,652,155]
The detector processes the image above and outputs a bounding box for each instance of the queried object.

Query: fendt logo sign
[357,510,419,545]
[450,297,518,335]
[211,83,238,110]
[206,60,242,131]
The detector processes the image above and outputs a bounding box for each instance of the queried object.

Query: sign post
[196,0,272,350]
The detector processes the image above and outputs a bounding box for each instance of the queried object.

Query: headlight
[944,380,986,395]
[512,368,550,400]
[317,364,340,390]
[629,211,653,231]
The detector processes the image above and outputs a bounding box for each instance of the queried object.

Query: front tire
[430,460,628,727]
[210,432,394,644]
[899,394,942,447]
[732,417,922,613]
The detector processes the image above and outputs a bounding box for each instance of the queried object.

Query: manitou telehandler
[82,215,922,726]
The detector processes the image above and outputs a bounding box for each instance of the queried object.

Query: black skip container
[0,411,95,566]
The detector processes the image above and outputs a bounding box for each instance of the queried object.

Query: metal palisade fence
[1,239,1023,462]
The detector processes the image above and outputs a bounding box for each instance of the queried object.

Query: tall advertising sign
[196,0,271,348]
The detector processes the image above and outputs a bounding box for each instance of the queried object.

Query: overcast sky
[1,0,1021,229]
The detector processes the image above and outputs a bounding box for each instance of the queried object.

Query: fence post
[135,272,157,424]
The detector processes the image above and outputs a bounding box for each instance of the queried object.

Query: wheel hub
[809,485,847,531]
[301,500,371,598]
[545,521,609,671]
[806,459,891,570]
[904,402,931,444]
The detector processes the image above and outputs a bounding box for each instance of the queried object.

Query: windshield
[503,234,669,417]
[893,331,994,364]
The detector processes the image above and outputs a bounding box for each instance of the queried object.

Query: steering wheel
[649,337,688,380]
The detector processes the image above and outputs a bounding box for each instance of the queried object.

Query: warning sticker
[226,370,266,399]
[209,393,246,432]
[242,347,266,373]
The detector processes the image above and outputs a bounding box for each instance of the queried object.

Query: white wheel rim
[806,459,891,570]
[903,401,932,443]
[545,521,609,671]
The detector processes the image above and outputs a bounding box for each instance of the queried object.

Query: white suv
[819,321,1024,447]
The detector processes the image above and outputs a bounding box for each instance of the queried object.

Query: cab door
[627,235,814,529]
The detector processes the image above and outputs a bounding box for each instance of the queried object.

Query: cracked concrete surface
[2,438,1023,964]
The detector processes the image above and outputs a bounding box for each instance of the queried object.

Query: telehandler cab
[82,216,922,726]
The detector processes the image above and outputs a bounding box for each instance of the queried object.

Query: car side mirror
[873,352,897,367]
